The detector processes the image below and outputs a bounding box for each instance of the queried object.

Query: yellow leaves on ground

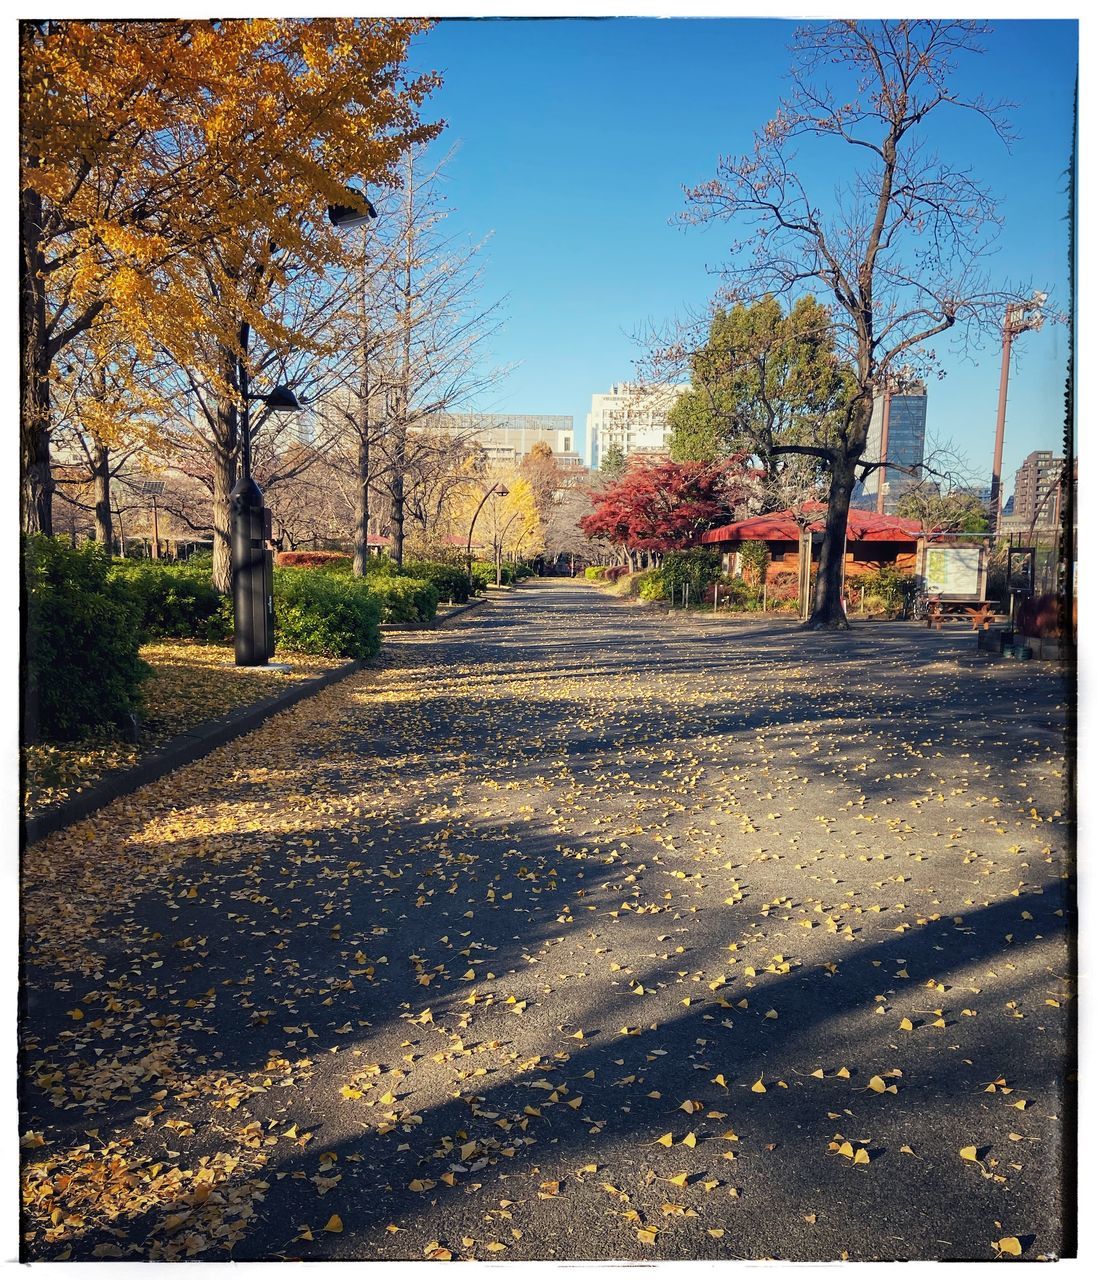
[830,1139,870,1165]
[993,1236,1024,1257]
[323,1214,343,1234]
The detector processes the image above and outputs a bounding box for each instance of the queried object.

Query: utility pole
[989,293,1047,536]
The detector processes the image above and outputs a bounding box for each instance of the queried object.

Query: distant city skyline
[404,16,1076,495]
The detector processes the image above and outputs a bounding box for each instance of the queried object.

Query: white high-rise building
[584,382,686,470]
[432,413,583,469]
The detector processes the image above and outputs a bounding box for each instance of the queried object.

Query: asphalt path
[20,580,1073,1261]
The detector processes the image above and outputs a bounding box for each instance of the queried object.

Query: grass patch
[23,639,345,820]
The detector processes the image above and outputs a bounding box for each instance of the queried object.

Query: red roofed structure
[700,502,925,548]
[698,503,927,585]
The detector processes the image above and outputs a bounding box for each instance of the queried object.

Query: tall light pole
[231,376,302,666]
[466,482,508,590]
[496,508,524,585]
[229,187,374,668]
[989,291,1047,537]
[329,189,379,575]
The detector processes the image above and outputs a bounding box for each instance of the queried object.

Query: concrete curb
[23,658,368,847]
[380,596,489,633]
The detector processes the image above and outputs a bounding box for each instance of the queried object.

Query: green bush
[23,535,151,742]
[402,559,473,604]
[661,547,721,601]
[108,561,232,640]
[473,559,517,586]
[370,575,440,624]
[584,565,608,581]
[857,565,915,613]
[271,567,382,658]
[717,576,762,610]
[739,540,770,585]
[637,568,667,601]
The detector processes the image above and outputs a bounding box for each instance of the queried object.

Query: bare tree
[369,147,508,568]
[683,20,1033,629]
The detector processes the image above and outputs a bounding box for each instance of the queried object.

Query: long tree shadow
[20,580,1071,1260]
[21,801,1071,1261]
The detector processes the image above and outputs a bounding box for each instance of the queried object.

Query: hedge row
[23,536,150,742]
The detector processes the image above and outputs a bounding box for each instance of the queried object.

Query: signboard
[923,545,983,599]
[1007,546,1036,595]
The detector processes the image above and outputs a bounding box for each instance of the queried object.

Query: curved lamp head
[259,385,303,411]
[494,484,510,498]
[329,187,378,229]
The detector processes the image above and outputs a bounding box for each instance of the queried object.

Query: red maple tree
[581,455,757,553]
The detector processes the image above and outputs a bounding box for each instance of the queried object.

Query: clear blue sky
[402,17,1077,496]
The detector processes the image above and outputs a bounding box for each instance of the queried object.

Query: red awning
[700,503,927,545]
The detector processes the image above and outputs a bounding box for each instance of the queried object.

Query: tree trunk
[808,450,857,629]
[21,183,53,535]
[210,346,240,594]
[352,432,370,576]
[352,235,371,577]
[390,425,406,570]
[93,441,112,547]
[211,443,236,594]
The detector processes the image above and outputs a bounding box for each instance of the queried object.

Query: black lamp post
[230,370,302,666]
[230,186,372,667]
[466,482,509,591]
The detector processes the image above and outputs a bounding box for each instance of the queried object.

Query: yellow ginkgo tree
[21,18,441,539]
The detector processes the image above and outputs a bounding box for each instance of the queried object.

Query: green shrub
[370,575,440,624]
[740,540,771,585]
[271,567,382,658]
[857,565,914,613]
[473,559,517,586]
[584,565,608,581]
[402,559,473,604]
[637,568,667,601]
[717,576,762,610]
[108,561,232,640]
[661,548,721,602]
[23,535,151,741]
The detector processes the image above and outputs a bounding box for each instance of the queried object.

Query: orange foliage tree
[21,18,441,538]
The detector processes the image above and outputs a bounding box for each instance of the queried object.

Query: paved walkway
[20,581,1072,1260]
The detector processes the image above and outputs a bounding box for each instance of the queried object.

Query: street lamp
[496,508,524,585]
[989,291,1047,536]
[466,482,509,591]
[329,187,379,574]
[230,377,303,666]
[328,188,378,229]
[229,185,374,666]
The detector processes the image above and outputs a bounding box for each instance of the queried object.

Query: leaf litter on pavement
[20,588,1070,1260]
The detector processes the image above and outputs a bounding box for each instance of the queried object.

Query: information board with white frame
[918,540,987,600]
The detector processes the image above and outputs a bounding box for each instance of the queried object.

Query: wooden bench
[964,602,997,631]
[925,598,998,630]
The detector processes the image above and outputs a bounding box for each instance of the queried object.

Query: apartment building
[584,382,686,470]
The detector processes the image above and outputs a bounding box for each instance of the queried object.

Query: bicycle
[909,590,930,622]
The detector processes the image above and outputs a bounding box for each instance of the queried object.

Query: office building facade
[584,382,686,470]
[432,413,583,469]
[856,382,928,514]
